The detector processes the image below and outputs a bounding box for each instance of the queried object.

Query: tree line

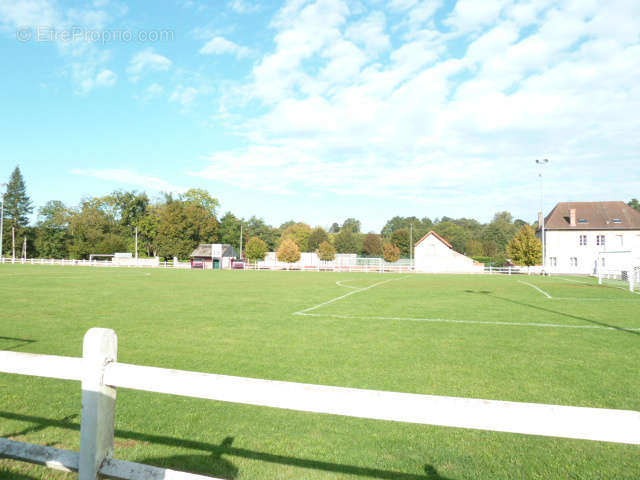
[3,166,639,265]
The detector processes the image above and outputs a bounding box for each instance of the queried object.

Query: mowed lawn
[1,265,639,479]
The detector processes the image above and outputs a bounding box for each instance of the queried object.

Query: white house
[540,201,640,275]
[414,231,482,273]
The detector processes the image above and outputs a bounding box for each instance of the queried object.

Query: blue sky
[1,0,638,232]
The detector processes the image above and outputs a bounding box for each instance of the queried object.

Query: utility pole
[409,223,413,268]
[135,226,138,260]
[12,226,15,260]
[22,236,26,260]
[536,159,549,273]
[0,183,5,260]
[239,224,243,259]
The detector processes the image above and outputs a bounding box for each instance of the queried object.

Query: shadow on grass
[465,290,639,336]
[0,412,453,479]
[0,336,37,351]
[0,469,46,480]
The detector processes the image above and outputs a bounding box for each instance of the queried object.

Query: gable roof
[544,202,640,230]
[190,244,238,258]
[414,230,453,249]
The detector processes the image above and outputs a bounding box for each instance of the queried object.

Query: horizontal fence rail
[1,328,639,479]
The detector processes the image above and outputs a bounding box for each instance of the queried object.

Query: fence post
[79,328,118,480]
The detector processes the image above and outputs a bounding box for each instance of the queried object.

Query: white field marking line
[518,280,552,299]
[335,280,361,290]
[294,276,409,315]
[557,277,589,284]
[552,297,640,302]
[297,312,640,332]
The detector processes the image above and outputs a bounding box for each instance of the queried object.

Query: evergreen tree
[3,166,33,256]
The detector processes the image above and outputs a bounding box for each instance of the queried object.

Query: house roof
[544,202,640,230]
[190,244,238,258]
[414,231,453,249]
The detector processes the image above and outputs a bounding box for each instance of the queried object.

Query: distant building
[190,244,239,269]
[540,201,640,274]
[413,231,483,273]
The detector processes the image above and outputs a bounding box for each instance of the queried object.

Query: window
[617,235,624,248]
[612,219,622,224]
[601,257,606,268]
[596,235,605,246]
[579,235,587,246]
[549,257,557,267]
[578,219,588,224]
[570,257,578,267]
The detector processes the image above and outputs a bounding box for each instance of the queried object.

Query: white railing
[0,257,191,269]
[241,262,415,273]
[1,329,638,479]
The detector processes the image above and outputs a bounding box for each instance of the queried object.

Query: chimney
[569,208,576,227]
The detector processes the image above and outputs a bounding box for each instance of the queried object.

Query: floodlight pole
[239,224,243,259]
[135,227,138,261]
[536,159,549,273]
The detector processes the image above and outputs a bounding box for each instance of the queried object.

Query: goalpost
[597,251,639,292]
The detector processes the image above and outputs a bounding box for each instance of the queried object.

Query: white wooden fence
[1,329,639,479]
[0,257,191,269]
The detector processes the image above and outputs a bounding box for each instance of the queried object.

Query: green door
[213,259,221,269]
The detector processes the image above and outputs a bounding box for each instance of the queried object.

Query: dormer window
[612,218,622,224]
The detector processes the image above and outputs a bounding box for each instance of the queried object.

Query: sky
[0,0,638,233]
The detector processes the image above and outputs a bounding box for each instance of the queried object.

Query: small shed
[414,231,481,273]
[190,244,239,270]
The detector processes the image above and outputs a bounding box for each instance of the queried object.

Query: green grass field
[1,265,639,479]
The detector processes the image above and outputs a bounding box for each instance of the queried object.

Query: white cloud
[72,169,187,194]
[345,11,390,56]
[170,85,199,106]
[127,48,172,82]
[229,0,260,14]
[445,0,509,32]
[95,69,117,87]
[196,0,640,215]
[199,36,251,58]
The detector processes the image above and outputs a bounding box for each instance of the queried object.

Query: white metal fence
[1,328,638,479]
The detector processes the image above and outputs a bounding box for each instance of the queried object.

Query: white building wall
[544,230,640,275]
[414,235,479,273]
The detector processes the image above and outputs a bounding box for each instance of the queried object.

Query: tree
[182,188,219,215]
[434,222,470,253]
[333,229,359,253]
[280,223,312,252]
[328,222,340,233]
[481,211,518,254]
[507,225,542,266]
[383,242,401,262]
[341,218,361,233]
[318,240,336,261]
[245,237,268,262]
[3,166,33,256]
[391,229,410,256]
[246,216,279,251]
[219,212,245,253]
[277,238,301,263]
[307,227,329,251]
[137,207,160,257]
[35,200,70,258]
[155,200,219,260]
[629,198,640,212]
[465,239,484,257]
[362,233,383,256]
